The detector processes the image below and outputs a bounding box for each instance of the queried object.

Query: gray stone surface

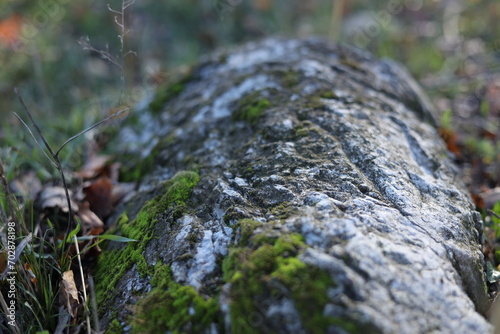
[100,37,492,333]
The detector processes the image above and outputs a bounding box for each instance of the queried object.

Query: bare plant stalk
[329,0,345,41]
[108,0,136,106]
[77,0,136,108]
[489,209,500,220]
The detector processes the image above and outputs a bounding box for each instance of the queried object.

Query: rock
[97,37,492,334]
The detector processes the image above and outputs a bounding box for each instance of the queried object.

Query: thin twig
[55,107,129,157]
[77,38,122,70]
[14,89,58,159]
[110,0,136,107]
[13,113,57,168]
[488,209,500,220]
[73,233,91,334]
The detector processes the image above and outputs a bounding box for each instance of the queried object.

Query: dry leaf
[438,127,461,157]
[78,201,105,234]
[10,170,42,199]
[83,177,113,219]
[24,263,37,285]
[487,78,500,115]
[37,187,78,213]
[77,155,111,179]
[60,270,80,318]
[480,187,500,210]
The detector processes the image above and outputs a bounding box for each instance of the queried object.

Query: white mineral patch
[211,74,277,119]
[217,179,246,202]
[233,177,248,187]
[175,215,195,242]
[193,105,211,123]
[187,230,216,289]
[186,221,232,289]
[226,39,299,70]
[299,59,336,81]
[282,118,293,130]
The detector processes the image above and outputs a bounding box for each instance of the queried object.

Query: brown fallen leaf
[438,127,461,157]
[60,270,80,318]
[77,201,104,234]
[487,77,500,115]
[77,155,111,179]
[83,177,113,219]
[24,263,37,285]
[480,187,500,210]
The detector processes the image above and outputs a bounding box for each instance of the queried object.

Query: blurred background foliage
[1,0,500,195]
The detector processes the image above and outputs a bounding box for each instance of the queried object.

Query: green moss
[249,244,278,271]
[238,219,261,244]
[294,126,310,138]
[223,230,335,333]
[319,90,338,99]
[133,264,219,334]
[106,319,124,334]
[270,202,298,221]
[339,58,365,72]
[95,171,200,310]
[223,207,246,226]
[222,227,379,333]
[243,166,255,178]
[117,213,129,226]
[222,248,244,282]
[186,232,199,246]
[304,97,327,111]
[165,171,200,205]
[294,121,314,139]
[300,89,341,114]
[233,91,272,124]
[274,233,304,254]
[149,72,193,113]
[281,71,301,88]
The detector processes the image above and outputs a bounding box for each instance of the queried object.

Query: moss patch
[270,202,298,221]
[106,319,124,334]
[275,70,301,88]
[222,230,337,333]
[133,263,219,334]
[319,90,338,99]
[149,72,193,113]
[95,171,200,309]
[223,221,380,333]
[233,91,272,124]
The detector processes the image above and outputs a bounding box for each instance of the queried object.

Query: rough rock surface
[98,37,492,333]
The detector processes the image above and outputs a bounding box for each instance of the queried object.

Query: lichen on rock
[98,37,492,333]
